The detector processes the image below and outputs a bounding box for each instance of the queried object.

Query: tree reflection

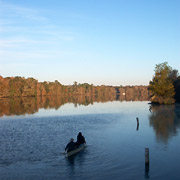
[149,104,180,143]
[0,94,149,117]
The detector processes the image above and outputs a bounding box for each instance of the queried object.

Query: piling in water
[136,117,139,124]
[145,148,149,165]
[136,117,139,131]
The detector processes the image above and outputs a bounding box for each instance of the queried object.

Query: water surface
[0,99,180,180]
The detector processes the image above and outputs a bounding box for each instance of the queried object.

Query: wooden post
[145,148,149,165]
[136,117,139,131]
[136,117,139,124]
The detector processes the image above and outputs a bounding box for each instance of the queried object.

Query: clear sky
[0,0,179,86]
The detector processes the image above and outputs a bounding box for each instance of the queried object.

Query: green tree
[149,62,175,104]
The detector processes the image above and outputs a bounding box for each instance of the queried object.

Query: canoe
[65,144,86,157]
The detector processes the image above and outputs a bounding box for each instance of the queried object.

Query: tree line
[1,61,179,105]
[0,76,149,99]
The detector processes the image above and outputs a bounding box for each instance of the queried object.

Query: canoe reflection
[66,147,87,165]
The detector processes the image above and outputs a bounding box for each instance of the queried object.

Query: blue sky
[0,0,179,85]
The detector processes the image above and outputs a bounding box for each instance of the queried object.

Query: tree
[149,62,175,104]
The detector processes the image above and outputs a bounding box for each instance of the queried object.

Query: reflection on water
[149,104,180,143]
[1,94,180,145]
[0,95,149,117]
[0,99,180,179]
[1,95,180,145]
[145,164,150,179]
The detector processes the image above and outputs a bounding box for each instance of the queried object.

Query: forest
[1,64,180,105]
[0,75,149,99]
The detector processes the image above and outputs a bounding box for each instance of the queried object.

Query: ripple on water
[0,102,180,180]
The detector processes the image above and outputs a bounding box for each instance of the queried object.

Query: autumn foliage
[0,76,149,99]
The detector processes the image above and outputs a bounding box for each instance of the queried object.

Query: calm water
[0,100,180,180]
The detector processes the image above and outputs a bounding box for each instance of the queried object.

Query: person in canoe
[65,138,76,152]
[75,132,86,146]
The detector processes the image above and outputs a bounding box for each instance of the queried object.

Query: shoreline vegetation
[0,75,149,99]
[149,62,180,105]
[0,62,179,105]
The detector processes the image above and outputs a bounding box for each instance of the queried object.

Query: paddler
[75,132,86,146]
[65,138,76,152]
